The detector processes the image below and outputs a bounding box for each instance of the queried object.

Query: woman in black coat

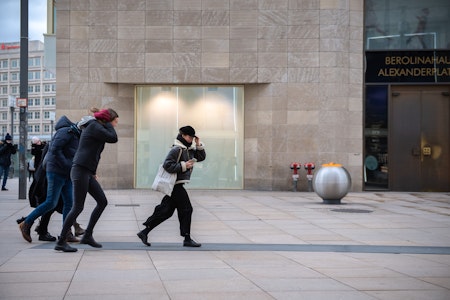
[55,108,118,252]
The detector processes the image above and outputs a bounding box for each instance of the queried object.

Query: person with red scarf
[55,108,119,252]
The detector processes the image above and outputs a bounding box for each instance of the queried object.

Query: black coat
[0,141,17,166]
[28,145,63,213]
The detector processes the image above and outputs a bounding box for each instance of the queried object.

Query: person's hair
[90,107,119,123]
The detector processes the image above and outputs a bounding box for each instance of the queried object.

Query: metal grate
[331,208,373,213]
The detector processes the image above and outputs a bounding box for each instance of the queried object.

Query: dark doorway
[390,86,450,191]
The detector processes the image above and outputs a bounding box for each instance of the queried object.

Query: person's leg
[0,165,4,188]
[19,172,64,243]
[137,195,176,246]
[172,185,193,237]
[172,184,200,247]
[143,195,176,232]
[2,165,10,189]
[79,175,108,248]
[60,177,73,222]
[55,166,88,252]
[36,209,57,241]
[59,177,79,243]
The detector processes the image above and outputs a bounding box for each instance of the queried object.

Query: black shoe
[137,231,151,246]
[80,235,102,248]
[183,238,201,248]
[55,242,78,252]
[2,187,8,191]
[39,232,57,242]
[16,217,25,224]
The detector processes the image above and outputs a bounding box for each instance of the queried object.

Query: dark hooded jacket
[45,116,81,177]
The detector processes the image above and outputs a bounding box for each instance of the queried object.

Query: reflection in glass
[364,86,388,189]
[365,0,450,50]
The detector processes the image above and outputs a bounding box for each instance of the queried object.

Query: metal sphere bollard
[312,162,351,204]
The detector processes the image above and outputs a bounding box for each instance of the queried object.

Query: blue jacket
[46,116,81,177]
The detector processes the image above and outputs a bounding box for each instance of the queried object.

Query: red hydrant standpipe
[304,162,315,192]
[290,162,301,192]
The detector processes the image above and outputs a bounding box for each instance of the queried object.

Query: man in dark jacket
[18,116,81,243]
[0,133,17,191]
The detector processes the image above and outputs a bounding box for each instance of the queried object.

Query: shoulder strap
[176,148,182,163]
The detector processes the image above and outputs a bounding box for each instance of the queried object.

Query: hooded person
[0,133,17,190]
[137,125,206,247]
[18,116,82,243]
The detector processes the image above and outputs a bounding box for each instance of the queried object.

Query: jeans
[0,164,10,188]
[25,172,73,225]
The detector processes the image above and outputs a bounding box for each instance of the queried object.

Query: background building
[0,40,56,176]
[51,0,448,192]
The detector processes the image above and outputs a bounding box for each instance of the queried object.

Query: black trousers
[143,184,193,236]
[59,165,108,239]
[35,209,54,235]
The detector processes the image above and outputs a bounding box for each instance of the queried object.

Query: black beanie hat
[179,126,196,137]
[5,133,12,141]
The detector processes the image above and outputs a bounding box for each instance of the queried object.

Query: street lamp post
[49,111,55,138]
[8,95,15,138]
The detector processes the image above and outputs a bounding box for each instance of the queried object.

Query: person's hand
[194,136,200,146]
[186,160,195,169]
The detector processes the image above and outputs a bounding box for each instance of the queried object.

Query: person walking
[0,133,17,191]
[31,136,46,172]
[18,116,81,243]
[55,108,119,252]
[137,126,206,247]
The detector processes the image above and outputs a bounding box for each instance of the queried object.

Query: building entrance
[389,86,449,191]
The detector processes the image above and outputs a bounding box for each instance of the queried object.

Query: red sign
[1,43,20,50]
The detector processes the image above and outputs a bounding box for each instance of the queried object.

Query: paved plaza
[1,178,449,299]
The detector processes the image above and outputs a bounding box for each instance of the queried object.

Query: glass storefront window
[135,86,244,189]
[364,85,388,189]
[365,0,450,50]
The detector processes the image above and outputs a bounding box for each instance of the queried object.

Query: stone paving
[1,178,449,299]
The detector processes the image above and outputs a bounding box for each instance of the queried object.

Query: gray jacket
[163,139,206,184]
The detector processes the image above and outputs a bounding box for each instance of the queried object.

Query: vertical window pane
[135,86,244,189]
[365,86,388,189]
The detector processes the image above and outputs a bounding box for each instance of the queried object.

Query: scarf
[176,134,192,148]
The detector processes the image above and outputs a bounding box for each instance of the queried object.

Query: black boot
[54,239,78,252]
[183,235,201,247]
[137,231,151,246]
[80,233,102,248]
[39,232,57,242]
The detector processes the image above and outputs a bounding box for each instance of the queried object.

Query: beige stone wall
[56,0,364,191]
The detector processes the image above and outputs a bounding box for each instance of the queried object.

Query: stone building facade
[55,0,364,190]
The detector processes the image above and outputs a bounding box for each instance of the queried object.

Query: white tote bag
[152,148,182,195]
